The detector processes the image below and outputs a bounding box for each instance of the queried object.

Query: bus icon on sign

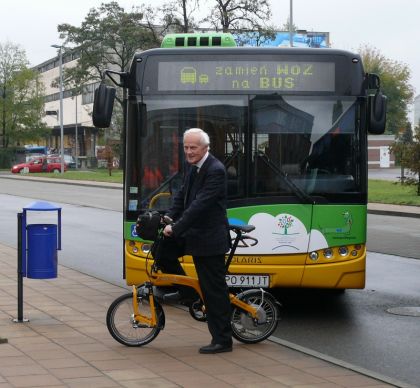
[180,67,197,84]
[199,74,209,84]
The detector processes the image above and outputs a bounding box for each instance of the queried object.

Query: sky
[1,0,419,120]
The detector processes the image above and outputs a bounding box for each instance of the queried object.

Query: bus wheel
[231,289,280,344]
[106,292,165,347]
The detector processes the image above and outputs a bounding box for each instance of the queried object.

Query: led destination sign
[157,61,335,92]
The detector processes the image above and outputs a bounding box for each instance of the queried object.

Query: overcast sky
[1,0,418,119]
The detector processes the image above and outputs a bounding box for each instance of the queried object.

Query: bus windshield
[126,94,361,215]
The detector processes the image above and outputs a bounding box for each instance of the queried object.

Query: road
[0,177,124,287]
[1,177,420,386]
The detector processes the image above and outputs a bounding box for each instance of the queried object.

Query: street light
[289,0,294,47]
[51,44,64,174]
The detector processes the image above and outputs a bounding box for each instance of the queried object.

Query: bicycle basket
[135,210,161,241]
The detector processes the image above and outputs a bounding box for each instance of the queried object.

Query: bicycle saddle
[228,224,255,233]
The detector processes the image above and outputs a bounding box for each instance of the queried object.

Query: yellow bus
[93,32,387,291]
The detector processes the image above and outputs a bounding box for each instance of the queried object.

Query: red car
[11,156,67,174]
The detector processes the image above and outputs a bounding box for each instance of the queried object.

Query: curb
[0,174,123,190]
[367,209,420,219]
[269,337,415,388]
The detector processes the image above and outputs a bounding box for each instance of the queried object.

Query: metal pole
[75,95,78,169]
[289,0,294,47]
[13,213,28,323]
[58,48,64,174]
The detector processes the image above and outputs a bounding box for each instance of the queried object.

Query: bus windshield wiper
[257,151,315,204]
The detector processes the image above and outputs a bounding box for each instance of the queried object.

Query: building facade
[36,51,101,166]
[367,135,395,168]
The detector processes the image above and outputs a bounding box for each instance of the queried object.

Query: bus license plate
[226,274,269,288]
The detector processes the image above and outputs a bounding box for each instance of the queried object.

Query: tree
[390,121,413,184]
[159,0,200,33]
[57,1,162,162]
[234,25,277,47]
[202,0,272,33]
[400,128,420,196]
[0,42,47,148]
[58,2,160,89]
[359,45,414,135]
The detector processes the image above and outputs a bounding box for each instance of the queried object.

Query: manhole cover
[386,307,420,317]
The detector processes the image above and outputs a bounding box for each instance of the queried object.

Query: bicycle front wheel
[231,289,280,344]
[106,292,165,347]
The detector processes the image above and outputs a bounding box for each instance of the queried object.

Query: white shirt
[194,151,209,172]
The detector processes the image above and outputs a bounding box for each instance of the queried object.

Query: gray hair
[184,128,210,147]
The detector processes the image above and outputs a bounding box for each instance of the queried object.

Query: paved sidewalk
[0,244,400,387]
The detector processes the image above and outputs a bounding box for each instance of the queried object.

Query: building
[367,135,395,168]
[36,51,101,167]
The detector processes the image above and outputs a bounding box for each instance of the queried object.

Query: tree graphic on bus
[276,215,295,235]
[180,67,197,84]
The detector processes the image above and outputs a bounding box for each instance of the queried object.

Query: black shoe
[199,343,232,354]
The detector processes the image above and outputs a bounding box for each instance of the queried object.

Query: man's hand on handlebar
[163,224,173,237]
[162,215,174,237]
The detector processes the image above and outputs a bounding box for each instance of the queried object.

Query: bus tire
[106,292,165,347]
[231,289,280,344]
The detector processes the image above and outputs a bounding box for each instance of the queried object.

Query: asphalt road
[1,176,420,386]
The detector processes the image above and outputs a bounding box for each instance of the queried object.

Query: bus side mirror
[368,90,387,134]
[93,83,116,128]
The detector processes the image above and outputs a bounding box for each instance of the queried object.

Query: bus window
[250,96,359,197]
[126,95,247,213]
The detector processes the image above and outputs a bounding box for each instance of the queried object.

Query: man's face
[183,133,208,165]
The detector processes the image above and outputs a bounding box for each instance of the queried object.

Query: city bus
[93,32,386,290]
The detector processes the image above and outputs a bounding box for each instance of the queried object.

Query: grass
[368,179,420,206]
[4,169,420,206]
[29,169,123,184]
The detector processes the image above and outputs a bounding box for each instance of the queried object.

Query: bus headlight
[309,251,319,261]
[338,246,348,256]
[323,248,333,259]
[141,244,152,254]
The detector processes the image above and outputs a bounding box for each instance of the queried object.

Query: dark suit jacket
[168,153,230,256]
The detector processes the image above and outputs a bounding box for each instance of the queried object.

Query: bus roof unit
[161,33,237,48]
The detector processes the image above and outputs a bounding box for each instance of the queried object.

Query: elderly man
[159,127,233,354]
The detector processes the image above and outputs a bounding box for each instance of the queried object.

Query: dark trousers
[157,237,232,345]
[193,254,232,346]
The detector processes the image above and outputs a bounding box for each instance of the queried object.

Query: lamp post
[51,44,64,174]
[75,95,78,169]
[289,0,294,47]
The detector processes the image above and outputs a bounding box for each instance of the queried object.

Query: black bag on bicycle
[135,210,161,241]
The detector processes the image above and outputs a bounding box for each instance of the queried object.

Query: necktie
[186,165,198,204]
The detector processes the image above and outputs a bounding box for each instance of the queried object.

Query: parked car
[49,154,77,169]
[11,156,68,174]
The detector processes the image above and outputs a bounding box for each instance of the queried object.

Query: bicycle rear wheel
[231,289,279,344]
[106,292,165,346]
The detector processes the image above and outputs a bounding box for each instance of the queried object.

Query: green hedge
[0,148,21,168]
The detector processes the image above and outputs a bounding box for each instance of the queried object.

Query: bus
[93,32,387,290]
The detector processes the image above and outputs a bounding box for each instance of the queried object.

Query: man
[160,127,233,354]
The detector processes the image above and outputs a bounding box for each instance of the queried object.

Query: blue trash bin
[22,201,61,280]
[27,224,58,279]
